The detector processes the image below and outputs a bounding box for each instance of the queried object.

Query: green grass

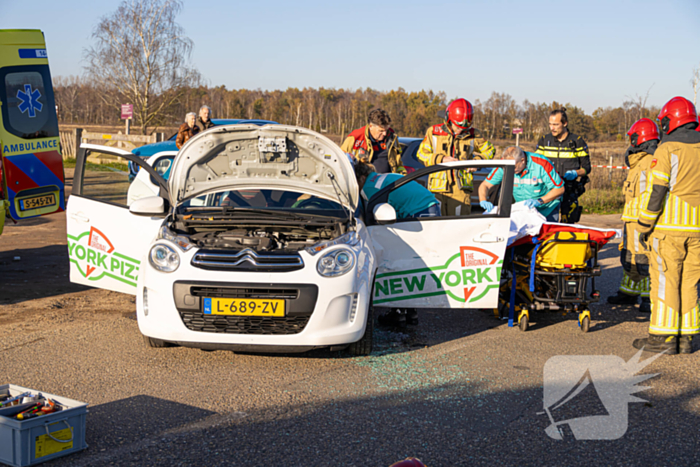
[580,188,625,215]
[63,158,128,173]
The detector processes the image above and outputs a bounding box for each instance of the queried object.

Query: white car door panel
[67,144,168,295]
[366,160,515,309]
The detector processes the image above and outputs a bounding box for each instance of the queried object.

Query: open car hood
[169,124,358,211]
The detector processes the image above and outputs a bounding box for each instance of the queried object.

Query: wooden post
[125,118,131,135]
[73,128,83,159]
[608,152,613,183]
[157,132,165,142]
[515,133,520,147]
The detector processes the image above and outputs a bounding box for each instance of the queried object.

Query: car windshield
[182,189,345,213]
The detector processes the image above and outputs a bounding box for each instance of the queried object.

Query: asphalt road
[1,179,699,466]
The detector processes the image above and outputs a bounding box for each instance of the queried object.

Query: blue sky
[2,0,699,113]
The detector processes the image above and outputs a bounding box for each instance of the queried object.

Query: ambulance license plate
[203,298,285,317]
[19,194,56,211]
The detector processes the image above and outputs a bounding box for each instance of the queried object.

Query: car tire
[348,300,374,356]
[143,335,172,348]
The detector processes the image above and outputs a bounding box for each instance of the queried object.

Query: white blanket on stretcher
[486,201,624,245]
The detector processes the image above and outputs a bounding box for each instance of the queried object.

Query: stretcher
[498,223,617,332]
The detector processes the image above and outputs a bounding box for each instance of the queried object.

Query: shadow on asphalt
[0,244,90,304]
[85,395,216,452]
[58,372,700,466]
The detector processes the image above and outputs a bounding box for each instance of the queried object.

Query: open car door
[365,160,514,309]
[66,144,168,295]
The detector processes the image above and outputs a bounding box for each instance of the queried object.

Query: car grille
[191,249,304,272]
[178,312,310,335]
[173,282,318,336]
[190,286,298,300]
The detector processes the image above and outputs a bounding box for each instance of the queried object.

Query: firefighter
[633,96,700,355]
[535,108,591,223]
[417,98,495,216]
[607,118,658,313]
[341,109,405,174]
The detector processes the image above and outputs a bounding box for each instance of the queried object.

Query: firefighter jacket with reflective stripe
[534,132,591,177]
[416,124,495,192]
[638,129,700,237]
[340,126,404,173]
[621,150,654,222]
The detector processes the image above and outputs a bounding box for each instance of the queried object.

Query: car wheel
[348,300,374,356]
[143,335,172,348]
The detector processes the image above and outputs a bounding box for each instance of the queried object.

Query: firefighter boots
[607,292,639,305]
[679,336,694,354]
[632,334,678,354]
[639,297,652,313]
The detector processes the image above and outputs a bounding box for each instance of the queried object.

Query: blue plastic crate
[0,384,88,467]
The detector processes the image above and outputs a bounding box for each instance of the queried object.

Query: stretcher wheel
[578,310,591,333]
[518,310,529,332]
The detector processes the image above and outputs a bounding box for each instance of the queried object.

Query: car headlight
[157,226,194,252]
[317,248,355,277]
[306,231,359,255]
[149,243,180,272]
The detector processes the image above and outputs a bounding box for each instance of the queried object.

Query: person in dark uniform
[535,108,591,223]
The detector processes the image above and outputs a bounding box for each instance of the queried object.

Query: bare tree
[84,0,200,134]
[625,84,654,122]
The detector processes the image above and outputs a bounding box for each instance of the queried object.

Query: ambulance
[0,29,65,235]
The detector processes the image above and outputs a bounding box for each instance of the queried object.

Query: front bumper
[136,244,375,351]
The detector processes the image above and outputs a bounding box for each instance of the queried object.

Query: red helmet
[627,118,659,146]
[658,96,698,134]
[445,98,473,130]
[390,458,427,467]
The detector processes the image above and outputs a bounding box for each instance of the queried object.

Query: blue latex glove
[524,198,543,209]
[564,170,578,181]
[480,200,494,212]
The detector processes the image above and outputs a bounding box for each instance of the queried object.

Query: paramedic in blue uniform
[478,146,565,221]
[355,160,440,328]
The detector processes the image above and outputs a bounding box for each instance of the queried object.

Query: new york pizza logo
[67,227,140,287]
[374,246,502,305]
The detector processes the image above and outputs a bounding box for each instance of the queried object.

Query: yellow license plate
[203,298,285,317]
[19,193,56,211]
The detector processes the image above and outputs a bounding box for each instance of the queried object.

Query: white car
[67,125,515,355]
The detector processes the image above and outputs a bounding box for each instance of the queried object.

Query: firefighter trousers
[435,185,472,216]
[619,223,650,297]
[647,234,700,335]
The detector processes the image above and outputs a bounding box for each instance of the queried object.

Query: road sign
[121,104,133,120]
[512,128,523,134]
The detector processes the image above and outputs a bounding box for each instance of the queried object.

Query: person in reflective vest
[341,109,404,174]
[633,96,700,355]
[535,108,591,223]
[607,118,658,313]
[417,98,495,216]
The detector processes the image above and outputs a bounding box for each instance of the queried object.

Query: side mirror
[373,203,396,224]
[129,196,165,216]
